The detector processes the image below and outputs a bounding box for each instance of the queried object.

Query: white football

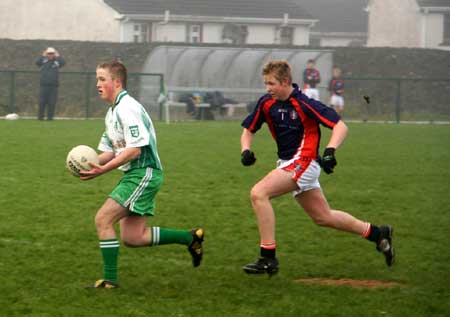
[66,145,99,177]
[5,113,19,120]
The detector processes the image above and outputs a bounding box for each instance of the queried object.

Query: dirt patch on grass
[295,278,402,289]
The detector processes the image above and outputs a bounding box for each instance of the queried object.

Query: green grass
[0,119,449,316]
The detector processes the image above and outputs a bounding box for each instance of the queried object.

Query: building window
[222,24,248,44]
[188,24,202,43]
[133,23,149,43]
[279,26,293,45]
[444,14,450,43]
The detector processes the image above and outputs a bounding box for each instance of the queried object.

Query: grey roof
[417,0,450,7]
[104,0,314,20]
[295,0,369,33]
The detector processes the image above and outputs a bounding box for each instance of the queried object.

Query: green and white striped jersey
[98,90,162,172]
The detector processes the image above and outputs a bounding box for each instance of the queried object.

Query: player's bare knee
[310,213,332,227]
[95,211,112,232]
[250,186,267,203]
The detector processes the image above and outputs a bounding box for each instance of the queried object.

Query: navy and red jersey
[329,78,345,96]
[303,68,321,88]
[242,84,340,160]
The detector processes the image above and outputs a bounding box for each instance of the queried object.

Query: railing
[1,70,449,123]
[342,77,450,123]
[0,70,165,119]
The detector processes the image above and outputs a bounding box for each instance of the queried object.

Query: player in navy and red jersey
[329,66,345,115]
[302,59,321,100]
[240,60,394,275]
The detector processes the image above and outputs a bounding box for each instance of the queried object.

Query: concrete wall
[203,23,224,43]
[247,25,276,44]
[130,22,303,45]
[152,23,186,42]
[367,0,421,47]
[148,22,310,45]
[320,37,354,47]
[0,0,121,42]
[2,40,449,118]
[293,25,310,45]
[423,13,445,48]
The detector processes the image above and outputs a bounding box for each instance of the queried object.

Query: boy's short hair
[97,61,128,89]
[262,60,292,84]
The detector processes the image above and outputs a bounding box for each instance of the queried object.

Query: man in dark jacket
[35,47,65,120]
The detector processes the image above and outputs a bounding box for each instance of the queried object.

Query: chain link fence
[0,70,164,119]
[342,77,450,123]
[1,70,449,123]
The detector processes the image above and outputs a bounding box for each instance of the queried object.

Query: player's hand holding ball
[241,149,256,166]
[321,147,337,174]
[66,145,100,178]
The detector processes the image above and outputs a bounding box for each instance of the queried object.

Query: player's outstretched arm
[240,128,256,166]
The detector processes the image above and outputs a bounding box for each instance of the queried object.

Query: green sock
[150,227,192,246]
[100,239,119,283]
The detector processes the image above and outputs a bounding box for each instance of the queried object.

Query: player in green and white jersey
[80,61,204,289]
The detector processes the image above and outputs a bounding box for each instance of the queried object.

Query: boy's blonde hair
[262,60,292,84]
[97,61,128,89]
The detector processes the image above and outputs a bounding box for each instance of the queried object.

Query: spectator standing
[35,47,65,120]
[329,66,345,115]
[302,59,321,100]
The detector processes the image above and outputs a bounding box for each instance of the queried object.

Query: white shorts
[277,158,321,197]
[304,88,320,101]
[331,95,344,108]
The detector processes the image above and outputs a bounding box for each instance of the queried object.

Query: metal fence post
[85,73,91,119]
[395,79,401,124]
[9,71,16,113]
[159,74,165,121]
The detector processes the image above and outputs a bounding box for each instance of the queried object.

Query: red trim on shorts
[282,157,313,182]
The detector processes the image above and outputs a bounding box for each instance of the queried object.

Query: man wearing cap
[35,47,65,120]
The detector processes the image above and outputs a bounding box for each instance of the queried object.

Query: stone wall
[0,39,449,120]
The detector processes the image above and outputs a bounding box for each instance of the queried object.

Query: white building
[104,0,318,45]
[367,0,450,49]
[299,0,369,47]
[0,0,318,46]
[0,0,122,42]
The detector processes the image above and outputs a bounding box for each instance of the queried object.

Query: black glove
[321,147,337,174]
[241,150,256,166]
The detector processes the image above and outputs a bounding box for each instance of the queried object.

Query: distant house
[299,0,369,47]
[367,0,450,49]
[0,0,318,46]
[103,0,317,45]
[0,0,122,42]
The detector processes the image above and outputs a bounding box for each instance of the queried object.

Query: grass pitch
[0,119,449,316]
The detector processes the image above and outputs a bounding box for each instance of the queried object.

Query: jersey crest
[290,110,298,120]
[129,125,140,137]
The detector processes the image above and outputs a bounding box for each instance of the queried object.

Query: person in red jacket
[302,59,321,101]
[329,66,345,115]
